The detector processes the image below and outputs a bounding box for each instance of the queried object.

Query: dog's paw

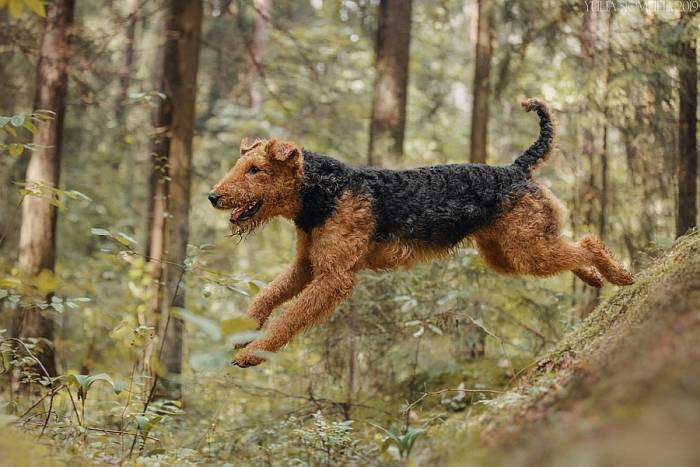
[232,349,265,368]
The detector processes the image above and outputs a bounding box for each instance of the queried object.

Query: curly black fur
[294,99,554,247]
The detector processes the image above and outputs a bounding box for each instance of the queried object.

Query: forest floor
[433,231,700,466]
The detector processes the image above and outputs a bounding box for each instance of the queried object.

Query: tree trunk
[11,0,75,380]
[469,0,493,164]
[249,0,270,110]
[233,0,270,110]
[144,0,203,401]
[676,11,697,238]
[113,0,138,125]
[580,1,597,228]
[367,0,412,168]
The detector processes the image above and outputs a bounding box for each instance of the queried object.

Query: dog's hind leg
[476,186,632,286]
[578,234,634,285]
[573,266,604,288]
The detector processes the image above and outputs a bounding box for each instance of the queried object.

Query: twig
[128,270,185,457]
[8,337,56,436]
[403,387,505,415]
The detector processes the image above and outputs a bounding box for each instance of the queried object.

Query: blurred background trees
[0,0,697,463]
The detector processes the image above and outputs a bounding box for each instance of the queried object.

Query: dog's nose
[208,192,221,207]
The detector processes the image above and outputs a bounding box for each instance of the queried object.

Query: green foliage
[0,0,45,19]
[0,0,695,464]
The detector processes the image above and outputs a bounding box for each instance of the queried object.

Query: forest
[0,0,698,465]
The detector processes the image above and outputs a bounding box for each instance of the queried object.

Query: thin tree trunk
[249,0,270,110]
[676,10,697,238]
[367,0,412,168]
[599,10,613,241]
[11,0,75,380]
[469,0,493,164]
[145,0,203,401]
[234,0,270,110]
[113,0,138,126]
[580,1,597,229]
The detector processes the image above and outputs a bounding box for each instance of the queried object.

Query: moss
[432,232,700,466]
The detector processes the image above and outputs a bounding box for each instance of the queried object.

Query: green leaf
[22,120,38,134]
[90,228,111,236]
[115,232,137,245]
[24,0,45,17]
[34,269,57,293]
[8,144,23,158]
[220,317,257,336]
[149,355,167,377]
[174,308,221,341]
[8,0,22,18]
[0,116,9,128]
[9,115,24,127]
[135,415,148,431]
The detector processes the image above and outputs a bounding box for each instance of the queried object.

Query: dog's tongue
[230,207,245,222]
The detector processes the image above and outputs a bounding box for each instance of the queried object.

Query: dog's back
[296,152,533,247]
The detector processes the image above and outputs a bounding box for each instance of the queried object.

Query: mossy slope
[446,231,700,466]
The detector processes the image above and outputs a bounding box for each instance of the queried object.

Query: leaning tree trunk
[12,0,75,380]
[676,10,697,238]
[469,0,493,164]
[144,0,203,401]
[367,0,412,168]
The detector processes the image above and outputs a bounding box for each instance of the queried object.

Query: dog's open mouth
[230,200,261,223]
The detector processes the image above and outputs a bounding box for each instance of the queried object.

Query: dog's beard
[227,216,268,241]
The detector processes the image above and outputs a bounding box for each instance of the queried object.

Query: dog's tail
[511,99,555,175]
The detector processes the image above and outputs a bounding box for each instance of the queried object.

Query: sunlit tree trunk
[368,0,412,168]
[469,0,493,164]
[234,0,270,110]
[144,0,203,401]
[11,0,75,380]
[249,0,270,110]
[676,11,697,238]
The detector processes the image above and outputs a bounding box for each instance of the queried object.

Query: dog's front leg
[233,270,357,367]
[244,232,311,327]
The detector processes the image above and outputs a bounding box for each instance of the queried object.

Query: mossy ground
[433,231,700,466]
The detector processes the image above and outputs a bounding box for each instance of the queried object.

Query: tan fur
[212,138,302,236]
[211,139,634,368]
[473,185,634,286]
[233,191,374,367]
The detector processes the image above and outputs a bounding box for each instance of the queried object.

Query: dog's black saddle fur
[294,101,553,248]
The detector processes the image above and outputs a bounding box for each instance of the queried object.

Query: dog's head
[209,138,303,235]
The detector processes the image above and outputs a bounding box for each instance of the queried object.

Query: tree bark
[469,0,494,164]
[676,11,697,238]
[11,0,75,379]
[367,0,412,168]
[579,1,597,228]
[144,0,203,401]
[249,0,270,110]
[113,0,138,125]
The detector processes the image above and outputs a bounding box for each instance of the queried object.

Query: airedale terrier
[209,99,634,367]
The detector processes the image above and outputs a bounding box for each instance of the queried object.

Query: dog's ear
[264,138,301,162]
[240,137,263,155]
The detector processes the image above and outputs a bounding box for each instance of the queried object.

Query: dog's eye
[247,165,261,175]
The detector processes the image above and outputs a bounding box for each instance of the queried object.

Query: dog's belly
[365,237,451,270]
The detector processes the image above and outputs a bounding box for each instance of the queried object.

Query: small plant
[371,422,426,460]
